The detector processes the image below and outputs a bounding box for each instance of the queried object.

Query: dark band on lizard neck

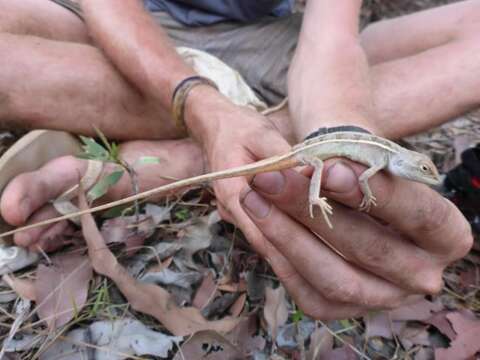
[304,126,371,141]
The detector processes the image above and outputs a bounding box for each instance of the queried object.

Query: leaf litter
[1,6,480,358]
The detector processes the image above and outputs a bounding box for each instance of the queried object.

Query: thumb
[322,160,366,208]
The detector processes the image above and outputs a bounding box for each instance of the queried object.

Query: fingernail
[242,190,271,218]
[19,197,31,223]
[252,172,285,194]
[324,161,358,193]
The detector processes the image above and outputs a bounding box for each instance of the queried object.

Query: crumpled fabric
[177,47,268,112]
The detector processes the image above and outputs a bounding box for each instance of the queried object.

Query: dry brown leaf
[79,192,241,336]
[147,256,173,273]
[229,293,246,317]
[388,296,442,321]
[35,252,92,330]
[217,280,247,293]
[306,326,333,360]
[435,311,480,360]
[425,310,456,340]
[192,271,217,310]
[2,274,36,301]
[264,285,288,342]
[173,330,243,360]
[226,315,265,356]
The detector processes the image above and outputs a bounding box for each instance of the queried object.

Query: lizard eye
[421,164,429,172]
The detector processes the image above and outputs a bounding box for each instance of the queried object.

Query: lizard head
[388,150,441,186]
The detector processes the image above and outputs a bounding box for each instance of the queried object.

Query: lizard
[0,126,440,237]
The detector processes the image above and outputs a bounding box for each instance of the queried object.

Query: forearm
[288,0,377,139]
[81,0,239,143]
[81,0,194,109]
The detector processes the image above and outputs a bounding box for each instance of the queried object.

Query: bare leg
[361,0,480,65]
[359,0,480,138]
[0,0,182,140]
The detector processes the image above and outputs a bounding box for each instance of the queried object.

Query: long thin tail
[0,153,298,238]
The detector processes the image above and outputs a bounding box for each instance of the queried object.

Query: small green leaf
[79,136,110,161]
[175,208,190,221]
[292,309,304,323]
[87,170,124,201]
[339,319,351,329]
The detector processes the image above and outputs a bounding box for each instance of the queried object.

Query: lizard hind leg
[299,156,334,228]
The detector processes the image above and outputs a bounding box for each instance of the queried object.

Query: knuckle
[450,218,474,260]
[412,269,444,295]
[414,195,450,234]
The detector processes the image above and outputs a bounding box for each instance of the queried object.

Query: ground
[0,1,479,359]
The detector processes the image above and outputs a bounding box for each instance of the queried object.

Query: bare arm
[288,0,376,139]
[80,0,229,141]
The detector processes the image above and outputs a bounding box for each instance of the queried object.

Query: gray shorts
[50,0,302,105]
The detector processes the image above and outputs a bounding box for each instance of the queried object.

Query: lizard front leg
[299,156,333,228]
[358,162,387,212]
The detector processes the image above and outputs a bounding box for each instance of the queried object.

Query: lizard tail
[0,153,298,238]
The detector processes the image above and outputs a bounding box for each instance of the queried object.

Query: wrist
[183,85,229,144]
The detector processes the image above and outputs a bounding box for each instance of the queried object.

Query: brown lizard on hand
[0,127,440,237]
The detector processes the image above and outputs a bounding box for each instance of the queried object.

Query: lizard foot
[309,197,333,228]
[359,195,377,212]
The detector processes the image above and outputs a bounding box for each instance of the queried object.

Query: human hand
[240,160,473,318]
[184,87,293,257]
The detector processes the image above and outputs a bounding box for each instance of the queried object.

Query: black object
[304,125,371,141]
[443,144,480,234]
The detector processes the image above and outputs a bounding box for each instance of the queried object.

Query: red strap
[472,176,480,189]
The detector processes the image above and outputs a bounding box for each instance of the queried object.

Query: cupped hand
[240,160,473,319]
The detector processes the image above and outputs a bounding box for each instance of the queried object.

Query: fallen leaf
[425,310,456,340]
[80,192,241,336]
[388,297,442,321]
[193,271,217,310]
[229,293,246,317]
[2,274,36,301]
[147,256,173,273]
[140,268,202,289]
[365,312,393,339]
[0,246,40,275]
[306,326,334,360]
[398,324,430,350]
[101,215,155,253]
[173,330,242,360]
[174,217,216,270]
[323,345,359,360]
[276,319,316,349]
[202,293,239,319]
[264,286,289,341]
[35,252,92,329]
[226,315,265,356]
[435,311,480,360]
[0,299,31,359]
[40,318,181,360]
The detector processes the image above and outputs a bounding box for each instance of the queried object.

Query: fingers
[320,160,473,258]
[241,188,408,307]
[219,178,368,319]
[248,169,446,295]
